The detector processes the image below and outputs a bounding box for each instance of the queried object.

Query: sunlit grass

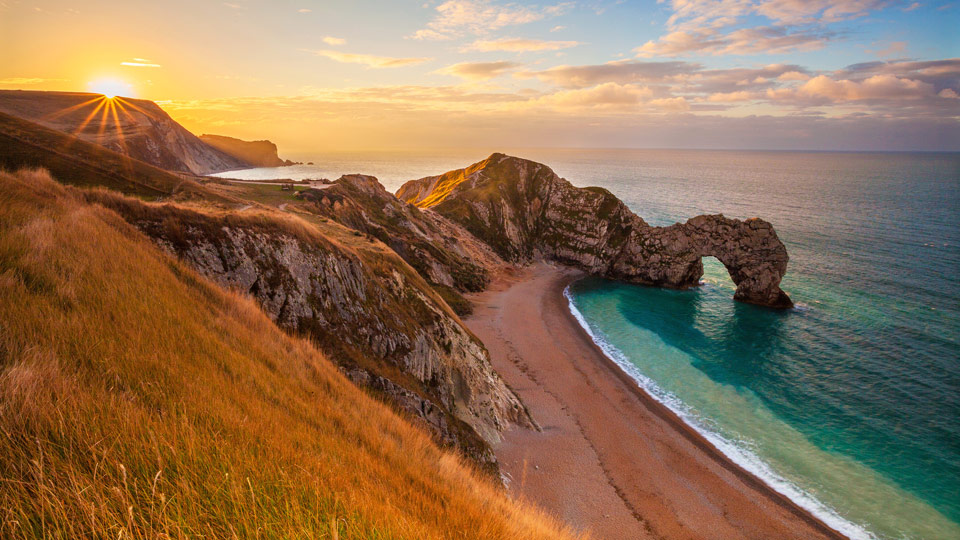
[0,168,581,539]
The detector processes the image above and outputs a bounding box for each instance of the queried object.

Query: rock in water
[398,153,793,308]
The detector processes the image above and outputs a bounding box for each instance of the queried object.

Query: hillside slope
[200,134,292,167]
[0,168,575,539]
[86,184,532,468]
[398,153,793,308]
[0,115,529,466]
[0,111,186,198]
[0,90,249,174]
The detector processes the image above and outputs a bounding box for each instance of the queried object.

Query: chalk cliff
[398,153,793,308]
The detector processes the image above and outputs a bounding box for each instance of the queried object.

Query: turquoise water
[225,149,960,539]
[552,150,960,540]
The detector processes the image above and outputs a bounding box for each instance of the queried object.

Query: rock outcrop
[296,174,506,314]
[0,90,250,174]
[85,191,533,469]
[200,134,292,167]
[398,153,793,308]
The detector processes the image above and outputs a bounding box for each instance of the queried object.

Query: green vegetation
[431,282,474,317]
[0,168,577,539]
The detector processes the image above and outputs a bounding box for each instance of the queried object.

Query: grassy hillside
[0,168,576,539]
[0,112,221,202]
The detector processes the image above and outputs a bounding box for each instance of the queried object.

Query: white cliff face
[86,191,533,468]
[398,153,793,308]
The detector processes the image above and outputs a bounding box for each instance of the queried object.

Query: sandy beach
[465,262,846,540]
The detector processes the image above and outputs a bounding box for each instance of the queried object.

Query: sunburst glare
[87,78,133,99]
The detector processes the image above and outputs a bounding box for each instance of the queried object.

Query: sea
[214,148,960,540]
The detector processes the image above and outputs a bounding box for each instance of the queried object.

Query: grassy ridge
[0,112,223,202]
[0,169,576,539]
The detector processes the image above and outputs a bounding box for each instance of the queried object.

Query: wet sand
[464,262,846,540]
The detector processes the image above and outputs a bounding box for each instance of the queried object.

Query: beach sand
[464,262,846,540]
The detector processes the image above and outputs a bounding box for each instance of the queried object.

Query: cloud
[307,50,431,68]
[0,77,64,85]
[518,56,958,116]
[534,82,654,107]
[869,41,907,58]
[551,25,567,32]
[903,2,921,11]
[298,8,312,13]
[162,91,960,152]
[322,36,346,46]
[641,0,890,57]
[435,61,522,80]
[663,0,889,29]
[222,2,244,9]
[778,70,810,81]
[635,25,829,57]
[411,0,572,40]
[754,0,890,24]
[772,74,936,103]
[121,58,162,68]
[465,38,580,52]
[519,60,698,88]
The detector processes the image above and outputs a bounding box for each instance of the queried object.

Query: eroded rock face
[398,153,793,308]
[86,192,533,469]
[298,174,506,293]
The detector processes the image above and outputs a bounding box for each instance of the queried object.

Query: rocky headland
[200,134,294,167]
[398,153,793,308]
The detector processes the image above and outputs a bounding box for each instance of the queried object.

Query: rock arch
[608,214,793,308]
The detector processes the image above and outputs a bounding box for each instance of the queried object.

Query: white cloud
[322,36,346,46]
[411,0,572,40]
[465,38,580,52]
[307,50,431,68]
[643,0,890,57]
[634,25,829,57]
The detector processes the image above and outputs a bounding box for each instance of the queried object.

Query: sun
[88,78,133,99]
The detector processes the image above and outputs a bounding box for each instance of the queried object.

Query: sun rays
[41,94,144,178]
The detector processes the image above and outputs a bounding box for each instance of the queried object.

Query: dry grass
[0,168,580,540]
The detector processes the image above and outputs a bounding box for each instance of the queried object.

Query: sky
[1,0,958,152]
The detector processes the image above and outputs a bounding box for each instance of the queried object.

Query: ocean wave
[563,285,875,540]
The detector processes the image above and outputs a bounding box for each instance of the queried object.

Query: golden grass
[0,168,579,539]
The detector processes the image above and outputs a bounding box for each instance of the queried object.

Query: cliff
[0,90,250,175]
[0,168,573,539]
[200,134,292,167]
[296,174,505,303]
[398,153,793,308]
[86,190,533,468]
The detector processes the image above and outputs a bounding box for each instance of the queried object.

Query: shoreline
[465,263,847,540]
